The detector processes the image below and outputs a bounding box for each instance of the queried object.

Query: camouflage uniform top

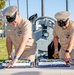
[53,21,74,50]
[6,17,36,50]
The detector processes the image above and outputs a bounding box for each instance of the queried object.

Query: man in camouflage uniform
[53,11,74,63]
[3,6,36,67]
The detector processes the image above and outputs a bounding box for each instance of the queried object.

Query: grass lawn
[0,38,8,60]
[0,38,15,64]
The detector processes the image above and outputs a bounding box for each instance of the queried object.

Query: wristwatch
[14,56,18,59]
[65,50,69,53]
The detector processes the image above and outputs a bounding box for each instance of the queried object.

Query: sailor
[3,6,36,67]
[53,11,74,63]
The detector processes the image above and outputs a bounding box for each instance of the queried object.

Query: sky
[4,0,74,21]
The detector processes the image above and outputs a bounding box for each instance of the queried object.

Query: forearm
[6,37,12,56]
[54,36,59,51]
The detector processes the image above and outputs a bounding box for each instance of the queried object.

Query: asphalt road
[0,66,74,75]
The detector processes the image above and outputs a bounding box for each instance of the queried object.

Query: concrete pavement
[0,66,74,75]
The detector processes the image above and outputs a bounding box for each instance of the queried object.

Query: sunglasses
[6,12,17,23]
[57,18,69,27]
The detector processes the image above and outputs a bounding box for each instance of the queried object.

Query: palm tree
[0,0,6,37]
[26,0,28,19]
[17,0,19,12]
[0,0,5,9]
[5,0,10,6]
[0,0,6,26]
[66,0,68,11]
[41,0,44,16]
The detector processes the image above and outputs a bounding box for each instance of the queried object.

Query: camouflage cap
[54,11,70,21]
[3,6,18,17]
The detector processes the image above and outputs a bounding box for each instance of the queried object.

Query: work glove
[53,52,59,58]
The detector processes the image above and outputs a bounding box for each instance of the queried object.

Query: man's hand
[6,59,18,68]
[64,53,71,63]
